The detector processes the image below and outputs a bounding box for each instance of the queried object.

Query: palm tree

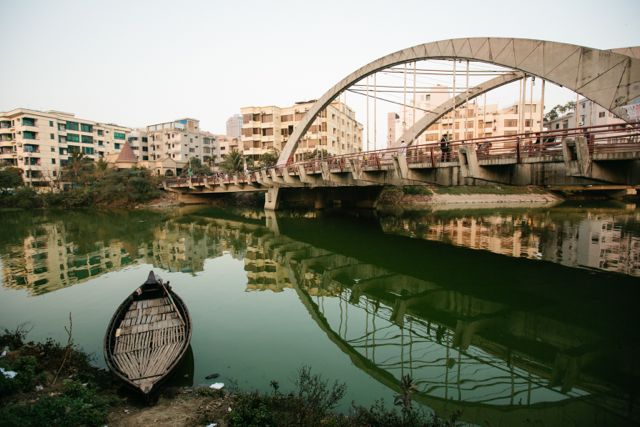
[220,149,244,173]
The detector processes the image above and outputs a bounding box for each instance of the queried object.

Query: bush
[0,380,114,427]
[403,186,433,196]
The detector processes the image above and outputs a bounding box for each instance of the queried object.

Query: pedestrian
[440,135,447,161]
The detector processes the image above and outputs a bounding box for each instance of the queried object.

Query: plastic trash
[205,424,217,427]
[35,385,44,391]
[209,382,224,390]
[0,367,17,379]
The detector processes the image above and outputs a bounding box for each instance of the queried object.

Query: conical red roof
[116,141,137,163]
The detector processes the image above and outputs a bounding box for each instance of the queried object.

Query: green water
[0,204,639,426]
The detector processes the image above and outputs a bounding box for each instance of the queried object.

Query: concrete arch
[279,37,640,164]
[396,71,524,147]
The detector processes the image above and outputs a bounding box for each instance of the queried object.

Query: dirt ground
[108,390,232,427]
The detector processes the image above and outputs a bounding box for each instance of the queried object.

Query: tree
[220,149,245,173]
[0,167,24,193]
[302,149,328,161]
[544,101,577,123]
[181,157,210,177]
[62,152,95,186]
[258,149,279,168]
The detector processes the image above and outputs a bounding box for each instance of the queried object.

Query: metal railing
[164,124,640,189]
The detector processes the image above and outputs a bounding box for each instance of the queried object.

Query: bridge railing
[164,123,640,188]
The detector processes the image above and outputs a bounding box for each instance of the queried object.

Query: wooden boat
[104,271,192,394]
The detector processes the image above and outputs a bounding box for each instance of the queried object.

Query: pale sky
[1,0,639,135]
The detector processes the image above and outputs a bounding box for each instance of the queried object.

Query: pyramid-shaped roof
[115,141,138,163]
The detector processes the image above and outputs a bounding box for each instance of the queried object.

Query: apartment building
[0,108,131,186]
[545,97,625,131]
[388,88,543,147]
[143,118,218,163]
[240,100,363,162]
[226,114,243,138]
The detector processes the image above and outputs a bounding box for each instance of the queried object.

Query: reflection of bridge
[188,213,640,426]
[164,38,640,210]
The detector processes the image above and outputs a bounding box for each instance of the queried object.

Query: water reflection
[379,206,640,276]
[0,207,639,426]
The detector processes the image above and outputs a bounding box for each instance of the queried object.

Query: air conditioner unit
[17,143,22,147]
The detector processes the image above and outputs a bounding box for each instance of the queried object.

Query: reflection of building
[240,100,363,162]
[380,212,640,276]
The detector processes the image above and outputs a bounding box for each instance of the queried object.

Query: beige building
[241,100,363,162]
[0,109,233,184]
[545,97,625,131]
[0,108,131,187]
[388,88,543,147]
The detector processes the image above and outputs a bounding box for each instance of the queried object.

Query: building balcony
[0,152,16,159]
[0,139,15,146]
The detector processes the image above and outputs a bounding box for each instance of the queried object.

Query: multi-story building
[387,88,543,147]
[226,114,243,138]
[545,97,624,131]
[144,118,216,163]
[0,108,132,187]
[240,100,363,162]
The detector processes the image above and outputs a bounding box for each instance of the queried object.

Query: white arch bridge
[164,38,640,210]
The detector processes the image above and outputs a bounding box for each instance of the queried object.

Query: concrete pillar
[264,186,280,210]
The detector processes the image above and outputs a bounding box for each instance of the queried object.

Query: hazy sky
[1,0,639,134]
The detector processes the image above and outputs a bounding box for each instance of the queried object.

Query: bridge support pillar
[563,136,591,177]
[265,186,280,210]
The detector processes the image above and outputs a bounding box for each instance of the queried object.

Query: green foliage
[228,391,279,427]
[0,380,114,427]
[544,101,577,123]
[62,152,96,187]
[294,366,346,425]
[0,168,24,192]
[92,168,160,207]
[402,186,433,196]
[181,157,211,177]
[302,149,328,161]
[220,149,245,173]
[0,356,38,398]
[258,149,279,168]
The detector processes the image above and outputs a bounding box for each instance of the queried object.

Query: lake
[0,203,638,426]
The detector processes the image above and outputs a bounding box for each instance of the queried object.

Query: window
[97,129,104,136]
[23,131,37,140]
[98,140,104,146]
[66,133,80,142]
[80,123,93,132]
[66,121,79,131]
[114,143,120,149]
[51,147,55,152]
[22,117,36,127]
[504,119,518,127]
[81,135,93,144]
[51,158,56,164]
[49,121,54,127]
[114,132,126,140]
[50,133,54,140]
[83,147,94,155]
[599,112,605,118]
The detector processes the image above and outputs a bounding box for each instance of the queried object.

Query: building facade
[0,108,132,186]
[240,100,363,162]
[545,98,625,131]
[388,96,543,148]
[0,109,234,184]
[226,114,243,139]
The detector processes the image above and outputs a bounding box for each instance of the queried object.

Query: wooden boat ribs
[111,296,187,392]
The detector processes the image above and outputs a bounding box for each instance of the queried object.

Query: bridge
[164,37,640,209]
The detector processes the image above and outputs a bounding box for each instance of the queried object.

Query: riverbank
[0,329,457,426]
[377,184,562,212]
